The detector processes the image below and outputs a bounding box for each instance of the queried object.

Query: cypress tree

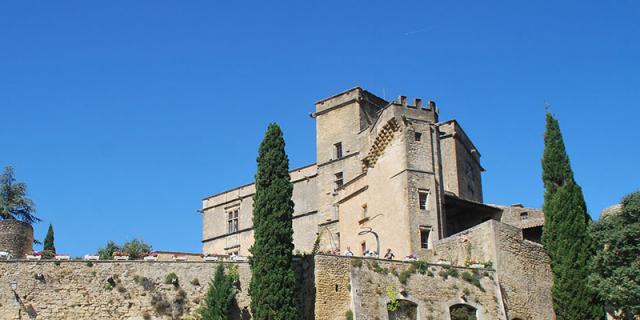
[199,264,236,320]
[249,123,298,320]
[541,113,603,319]
[43,224,56,259]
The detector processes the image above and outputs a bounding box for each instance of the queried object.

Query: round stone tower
[0,220,33,258]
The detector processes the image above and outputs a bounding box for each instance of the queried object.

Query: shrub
[398,270,412,285]
[86,261,93,267]
[386,286,398,311]
[446,268,459,278]
[165,273,179,287]
[412,260,428,274]
[345,310,354,320]
[121,238,152,260]
[190,278,200,286]
[351,258,363,268]
[438,270,448,279]
[461,271,484,291]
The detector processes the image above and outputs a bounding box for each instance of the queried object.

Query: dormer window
[334,142,343,159]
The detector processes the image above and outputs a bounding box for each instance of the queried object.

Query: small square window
[419,190,429,210]
[414,132,422,142]
[520,212,529,220]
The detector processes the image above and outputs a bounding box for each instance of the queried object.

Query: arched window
[449,303,477,320]
[388,299,418,320]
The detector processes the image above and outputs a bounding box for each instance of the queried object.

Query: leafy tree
[199,264,236,319]
[588,191,640,318]
[43,224,56,258]
[121,238,152,260]
[0,166,39,224]
[96,240,120,260]
[249,123,298,319]
[541,113,603,320]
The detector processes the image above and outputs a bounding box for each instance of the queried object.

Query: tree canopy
[199,264,237,320]
[0,166,39,224]
[43,224,56,258]
[541,113,603,320]
[249,123,298,319]
[588,191,640,318]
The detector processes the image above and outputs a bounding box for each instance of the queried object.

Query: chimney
[399,96,407,107]
[414,98,423,109]
[428,100,436,110]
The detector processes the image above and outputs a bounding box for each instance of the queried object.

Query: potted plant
[143,252,158,261]
[113,251,130,261]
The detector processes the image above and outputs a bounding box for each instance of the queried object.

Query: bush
[398,270,412,285]
[447,268,459,278]
[96,241,120,260]
[190,278,200,286]
[165,273,179,287]
[345,310,354,320]
[461,271,484,291]
[351,258,363,268]
[412,260,428,274]
[121,238,152,260]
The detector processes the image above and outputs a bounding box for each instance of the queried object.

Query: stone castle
[0,87,554,320]
[201,87,545,258]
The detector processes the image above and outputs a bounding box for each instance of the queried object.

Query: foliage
[450,304,477,320]
[588,191,640,318]
[345,310,353,320]
[541,113,604,320]
[249,123,298,320]
[199,264,237,320]
[412,260,428,274]
[190,278,200,286]
[351,258,363,268]
[165,272,179,287]
[461,271,484,291]
[43,224,56,259]
[121,238,152,260]
[96,241,121,260]
[386,285,399,311]
[0,166,39,224]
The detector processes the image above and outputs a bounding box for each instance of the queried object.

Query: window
[227,210,239,234]
[418,190,429,210]
[520,212,529,220]
[360,241,367,255]
[414,132,422,142]
[361,204,368,219]
[420,227,431,248]
[334,142,343,159]
[335,172,344,189]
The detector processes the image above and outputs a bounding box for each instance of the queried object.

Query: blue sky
[1,1,638,256]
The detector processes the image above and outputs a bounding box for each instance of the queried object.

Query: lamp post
[358,227,380,256]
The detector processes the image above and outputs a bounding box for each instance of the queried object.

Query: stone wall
[0,261,252,320]
[314,254,506,320]
[0,220,33,258]
[429,220,554,320]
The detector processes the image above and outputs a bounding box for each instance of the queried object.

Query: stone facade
[0,220,33,258]
[201,87,495,258]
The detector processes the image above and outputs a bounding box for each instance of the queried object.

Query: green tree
[96,240,120,260]
[541,113,603,320]
[43,224,56,259]
[588,191,640,318]
[199,264,236,320]
[0,166,39,224]
[121,238,152,260]
[249,123,298,319]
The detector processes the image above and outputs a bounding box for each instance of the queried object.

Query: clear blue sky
[1,1,638,256]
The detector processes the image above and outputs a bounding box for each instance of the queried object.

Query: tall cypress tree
[249,123,298,320]
[541,113,603,320]
[43,223,56,258]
